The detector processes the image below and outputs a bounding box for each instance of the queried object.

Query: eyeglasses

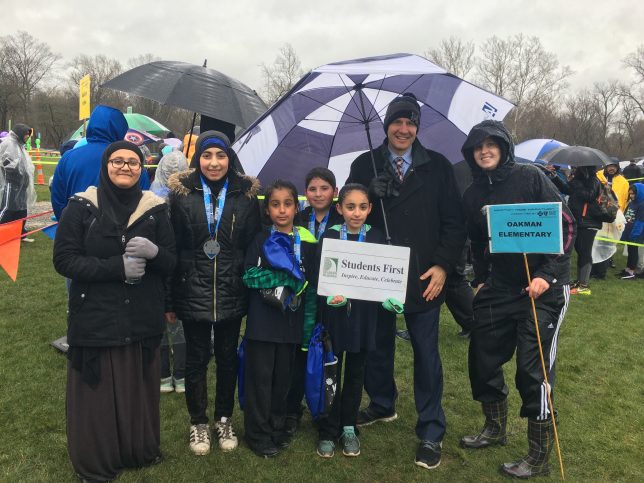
[109,157,142,169]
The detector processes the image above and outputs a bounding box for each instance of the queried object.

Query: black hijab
[97,141,144,233]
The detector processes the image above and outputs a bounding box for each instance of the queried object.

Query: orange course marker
[0,220,23,281]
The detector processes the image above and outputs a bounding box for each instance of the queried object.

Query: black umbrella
[102,60,267,131]
[542,146,612,168]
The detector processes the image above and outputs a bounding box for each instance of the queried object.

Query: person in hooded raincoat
[460,120,576,479]
[51,105,151,220]
[0,123,36,239]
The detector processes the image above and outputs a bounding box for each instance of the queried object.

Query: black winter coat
[556,175,602,230]
[461,120,576,288]
[53,188,176,347]
[168,169,261,323]
[346,139,467,312]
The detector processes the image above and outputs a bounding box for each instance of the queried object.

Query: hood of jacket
[74,186,166,228]
[461,120,516,183]
[85,105,129,145]
[633,182,644,204]
[167,168,259,199]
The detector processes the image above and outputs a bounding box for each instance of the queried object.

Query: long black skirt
[66,343,161,481]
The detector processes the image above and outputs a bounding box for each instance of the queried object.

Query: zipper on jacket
[231,214,236,239]
[213,250,217,322]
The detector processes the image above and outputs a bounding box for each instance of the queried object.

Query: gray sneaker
[341,426,360,456]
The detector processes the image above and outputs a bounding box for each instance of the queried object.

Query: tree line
[1,31,643,160]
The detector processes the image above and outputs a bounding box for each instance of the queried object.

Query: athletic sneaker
[160,377,174,393]
[356,406,398,426]
[415,440,442,469]
[189,424,211,455]
[317,439,335,458]
[620,271,636,280]
[174,378,185,393]
[573,285,592,295]
[341,426,360,456]
[214,417,238,451]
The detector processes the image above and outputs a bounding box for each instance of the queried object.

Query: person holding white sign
[315,183,402,459]
[346,93,467,470]
[460,120,576,479]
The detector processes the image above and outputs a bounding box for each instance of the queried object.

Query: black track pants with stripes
[468,281,569,420]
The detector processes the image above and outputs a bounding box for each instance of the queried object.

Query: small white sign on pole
[318,238,410,303]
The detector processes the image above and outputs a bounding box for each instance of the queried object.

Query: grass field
[1,175,643,482]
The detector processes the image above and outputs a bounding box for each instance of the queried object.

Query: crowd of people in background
[2,95,643,482]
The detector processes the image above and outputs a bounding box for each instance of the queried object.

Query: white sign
[318,238,410,303]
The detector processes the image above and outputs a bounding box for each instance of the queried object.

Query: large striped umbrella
[233,53,515,192]
[515,138,568,162]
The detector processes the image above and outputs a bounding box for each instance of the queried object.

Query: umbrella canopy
[68,113,169,140]
[515,138,568,162]
[542,146,612,168]
[232,53,514,192]
[102,61,267,130]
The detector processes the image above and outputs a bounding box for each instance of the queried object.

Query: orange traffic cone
[36,164,45,185]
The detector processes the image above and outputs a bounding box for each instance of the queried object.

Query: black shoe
[273,431,292,449]
[284,414,300,436]
[356,406,398,426]
[395,329,411,341]
[457,329,471,339]
[249,442,279,458]
[415,440,441,469]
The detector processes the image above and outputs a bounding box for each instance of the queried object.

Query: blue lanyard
[308,210,330,240]
[201,176,228,239]
[271,225,301,263]
[340,223,366,242]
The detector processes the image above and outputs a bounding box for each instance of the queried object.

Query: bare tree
[621,45,644,117]
[560,90,601,147]
[623,45,644,82]
[477,35,572,136]
[591,81,621,150]
[0,31,61,119]
[425,36,475,79]
[67,54,125,108]
[260,44,305,106]
[0,47,20,128]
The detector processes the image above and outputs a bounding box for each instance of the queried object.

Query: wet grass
[0,239,642,482]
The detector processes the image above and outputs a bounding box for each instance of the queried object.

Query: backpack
[584,183,618,223]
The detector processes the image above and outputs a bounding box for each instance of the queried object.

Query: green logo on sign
[323,257,338,277]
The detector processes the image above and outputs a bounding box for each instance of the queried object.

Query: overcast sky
[6,0,644,95]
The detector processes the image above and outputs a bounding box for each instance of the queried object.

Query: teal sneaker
[160,377,174,393]
[341,426,360,457]
[317,439,335,458]
[174,378,185,393]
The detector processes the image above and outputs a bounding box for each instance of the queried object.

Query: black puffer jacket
[168,168,261,323]
[53,188,176,347]
[462,120,576,287]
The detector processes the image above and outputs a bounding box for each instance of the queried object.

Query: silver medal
[203,239,220,259]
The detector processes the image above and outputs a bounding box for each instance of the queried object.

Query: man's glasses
[109,157,142,169]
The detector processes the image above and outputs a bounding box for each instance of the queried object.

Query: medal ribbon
[308,210,330,240]
[340,223,366,242]
[201,176,229,239]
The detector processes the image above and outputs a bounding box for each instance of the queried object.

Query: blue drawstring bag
[262,231,305,282]
[237,337,246,410]
[305,323,337,418]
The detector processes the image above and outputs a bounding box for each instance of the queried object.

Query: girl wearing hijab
[167,131,261,456]
[53,141,176,482]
